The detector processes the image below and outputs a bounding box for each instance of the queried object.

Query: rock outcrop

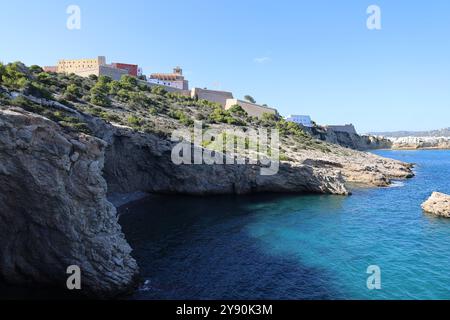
[0,108,139,297]
[421,192,450,218]
[84,120,349,196]
[304,126,392,151]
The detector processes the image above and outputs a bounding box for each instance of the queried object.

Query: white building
[148,67,189,90]
[285,115,313,127]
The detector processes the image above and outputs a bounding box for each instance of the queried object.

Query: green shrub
[90,79,111,107]
[24,81,52,99]
[37,72,56,86]
[0,96,11,105]
[120,75,138,91]
[98,111,121,123]
[151,85,167,96]
[276,119,308,139]
[11,96,31,108]
[168,109,194,126]
[207,107,246,126]
[0,62,5,83]
[98,75,112,86]
[261,112,279,122]
[138,82,150,92]
[108,80,122,95]
[127,115,142,127]
[1,62,28,90]
[244,95,256,104]
[116,89,130,102]
[90,92,111,107]
[29,65,43,74]
[129,91,152,108]
[10,96,44,113]
[47,111,91,133]
[68,122,91,134]
[1,63,52,99]
[64,83,81,101]
[228,104,248,117]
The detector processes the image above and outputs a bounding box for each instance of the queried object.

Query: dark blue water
[119,150,450,300]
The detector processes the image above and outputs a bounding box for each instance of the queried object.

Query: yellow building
[57,56,106,74]
[55,56,128,80]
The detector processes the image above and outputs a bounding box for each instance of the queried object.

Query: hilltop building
[285,115,313,127]
[44,56,139,80]
[325,124,357,134]
[225,99,277,119]
[148,67,189,90]
[191,88,234,107]
[57,56,107,74]
[43,66,57,73]
[111,62,139,77]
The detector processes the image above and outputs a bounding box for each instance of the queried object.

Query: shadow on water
[119,193,348,300]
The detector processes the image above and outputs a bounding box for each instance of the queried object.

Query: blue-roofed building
[285,115,313,127]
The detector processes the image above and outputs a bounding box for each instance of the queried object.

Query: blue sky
[1,0,449,132]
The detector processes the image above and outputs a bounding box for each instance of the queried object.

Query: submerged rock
[422,192,450,218]
[0,108,139,297]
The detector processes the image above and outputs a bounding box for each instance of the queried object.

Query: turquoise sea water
[120,150,450,300]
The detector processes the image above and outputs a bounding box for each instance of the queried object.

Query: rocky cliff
[304,126,393,151]
[422,192,450,218]
[0,108,138,298]
[98,125,348,196]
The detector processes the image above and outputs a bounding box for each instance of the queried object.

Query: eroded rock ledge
[422,192,450,218]
[98,126,348,196]
[0,108,138,297]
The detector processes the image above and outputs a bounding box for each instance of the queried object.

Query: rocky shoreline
[386,137,450,150]
[0,64,416,297]
[0,108,139,298]
[0,106,415,297]
[422,192,450,218]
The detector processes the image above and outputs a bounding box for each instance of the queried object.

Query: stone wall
[325,124,357,134]
[63,65,128,81]
[225,99,277,118]
[191,88,234,107]
[141,81,191,97]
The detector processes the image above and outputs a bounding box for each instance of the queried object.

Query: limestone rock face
[98,126,349,196]
[422,192,450,218]
[303,126,393,151]
[0,108,139,297]
[83,119,412,197]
